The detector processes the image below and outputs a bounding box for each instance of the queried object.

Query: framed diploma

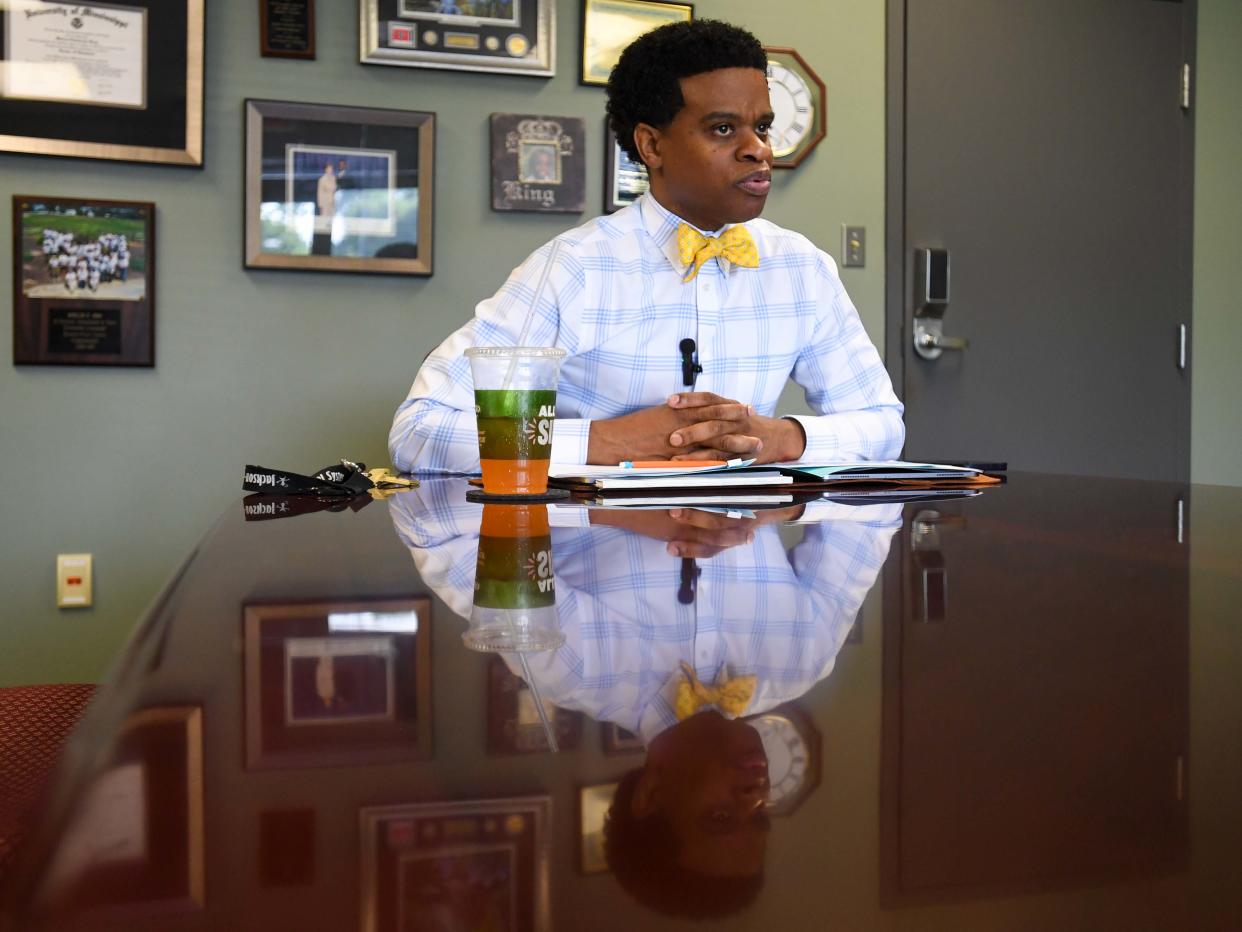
[359,0,555,77]
[260,0,315,60]
[0,0,204,166]
[244,99,435,276]
[13,194,155,367]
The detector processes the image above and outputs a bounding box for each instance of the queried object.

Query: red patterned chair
[0,684,96,878]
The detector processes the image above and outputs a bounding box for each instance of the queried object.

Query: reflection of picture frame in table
[578,783,617,874]
[600,721,644,754]
[603,122,649,214]
[360,796,551,932]
[12,195,155,367]
[360,0,555,77]
[490,113,585,213]
[243,598,432,769]
[43,706,204,916]
[0,0,204,166]
[244,99,434,275]
[579,0,693,87]
[487,655,581,754]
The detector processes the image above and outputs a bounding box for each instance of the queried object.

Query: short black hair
[606,20,768,164]
[603,767,765,919]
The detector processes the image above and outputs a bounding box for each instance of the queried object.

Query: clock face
[763,48,826,169]
[766,62,815,159]
[753,711,817,814]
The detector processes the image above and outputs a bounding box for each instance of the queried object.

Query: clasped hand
[586,392,806,465]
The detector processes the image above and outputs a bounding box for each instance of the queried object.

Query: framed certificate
[360,0,555,77]
[579,0,692,87]
[0,0,204,166]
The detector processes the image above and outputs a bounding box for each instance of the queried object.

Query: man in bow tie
[391,20,903,471]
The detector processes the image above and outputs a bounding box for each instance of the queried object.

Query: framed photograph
[579,0,692,87]
[578,783,617,874]
[490,113,585,213]
[244,99,434,275]
[600,721,643,754]
[360,796,551,932]
[260,0,316,59]
[487,656,581,755]
[603,122,648,213]
[13,195,154,367]
[359,0,555,77]
[43,706,204,916]
[243,597,432,769]
[0,0,204,166]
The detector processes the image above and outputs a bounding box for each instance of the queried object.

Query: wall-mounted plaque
[13,195,155,367]
[260,0,316,59]
[0,0,204,166]
[490,113,585,214]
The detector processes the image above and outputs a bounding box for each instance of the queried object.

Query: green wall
[1,0,1239,686]
[1191,0,1242,487]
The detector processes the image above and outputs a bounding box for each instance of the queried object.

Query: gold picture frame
[579,0,693,87]
[0,0,204,167]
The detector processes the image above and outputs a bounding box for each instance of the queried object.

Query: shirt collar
[639,193,751,278]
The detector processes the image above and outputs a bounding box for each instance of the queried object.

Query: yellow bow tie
[677,223,759,282]
[675,661,757,720]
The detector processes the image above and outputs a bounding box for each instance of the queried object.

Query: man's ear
[631,767,660,819]
[633,123,663,171]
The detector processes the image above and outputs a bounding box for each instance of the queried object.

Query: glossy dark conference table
[3,473,1240,931]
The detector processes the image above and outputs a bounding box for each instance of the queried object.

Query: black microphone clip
[679,338,702,387]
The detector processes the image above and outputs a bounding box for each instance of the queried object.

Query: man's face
[644,711,771,876]
[637,67,774,231]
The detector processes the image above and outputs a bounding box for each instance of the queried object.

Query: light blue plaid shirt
[390,194,904,471]
[389,480,900,742]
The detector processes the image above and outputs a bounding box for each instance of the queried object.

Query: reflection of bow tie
[677,223,759,282]
[675,661,756,720]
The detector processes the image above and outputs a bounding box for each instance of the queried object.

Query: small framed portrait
[487,655,581,754]
[578,783,617,874]
[490,113,585,213]
[42,706,204,916]
[244,99,434,275]
[360,0,555,77]
[13,195,155,367]
[360,796,552,932]
[0,0,204,166]
[579,0,693,87]
[603,122,649,213]
[243,597,432,769]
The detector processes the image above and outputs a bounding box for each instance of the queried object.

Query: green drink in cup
[465,347,566,495]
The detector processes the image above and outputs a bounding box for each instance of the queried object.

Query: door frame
[883,0,1198,476]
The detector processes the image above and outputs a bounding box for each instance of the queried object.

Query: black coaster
[465,487,571,504]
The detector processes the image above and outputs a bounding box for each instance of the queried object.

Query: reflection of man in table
[390,480,899,918]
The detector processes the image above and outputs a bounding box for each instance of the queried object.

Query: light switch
[57,553,93,608]
[842,225,866,268]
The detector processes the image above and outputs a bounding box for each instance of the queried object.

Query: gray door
[886,0,1195,481]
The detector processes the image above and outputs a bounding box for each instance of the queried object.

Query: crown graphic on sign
[506,119,574,156]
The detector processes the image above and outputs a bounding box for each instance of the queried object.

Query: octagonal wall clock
[752,702,823,816]
[763,46,827,169]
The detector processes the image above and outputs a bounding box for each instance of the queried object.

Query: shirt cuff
[551,417,592,466]
[784,414,838,463]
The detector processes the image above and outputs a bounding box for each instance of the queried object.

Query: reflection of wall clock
[753,703,822,815]
[763,46,827,169]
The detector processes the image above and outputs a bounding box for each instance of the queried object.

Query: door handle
[914,321,969,356]
[913,248,968,360]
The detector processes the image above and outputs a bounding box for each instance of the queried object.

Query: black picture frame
[603,121,649,213]
[0,0,204,166]
[244,99,435,276]
[13,195,155,367]
[490,113,585,213]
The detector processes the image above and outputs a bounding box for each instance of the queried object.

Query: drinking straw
[501,239,563,391]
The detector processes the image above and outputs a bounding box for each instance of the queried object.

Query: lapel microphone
[679,338,702,387]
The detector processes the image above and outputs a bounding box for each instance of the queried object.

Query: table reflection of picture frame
[244,99,434,275]
[487,655,581,755]
[243,598,432,769]
[13,194,155,366]
[43,706,204,916]
[578,783,617,874]
[359,0,555,77]
[0,0,204,166]
[360,796,551,932]
[490,113,585,213]
[579,0,692,87]
[600,721,643,754]
[603,122,648,213]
